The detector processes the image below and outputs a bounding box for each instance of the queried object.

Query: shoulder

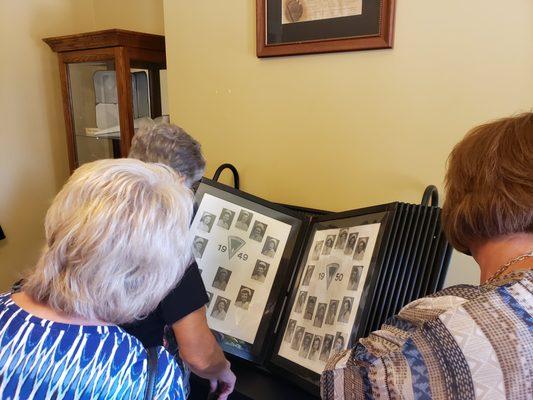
[153,347,186,399]
[398,270,531,327]
[322,271,533,399]
[0,292,10,305]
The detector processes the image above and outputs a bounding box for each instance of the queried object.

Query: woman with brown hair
[322,113,533,400]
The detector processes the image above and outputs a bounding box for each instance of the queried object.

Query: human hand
[208,365,236,400]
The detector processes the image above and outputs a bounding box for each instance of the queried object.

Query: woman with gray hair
[126,123,236,400]
[129,122,206,189]
[0,159,192,399]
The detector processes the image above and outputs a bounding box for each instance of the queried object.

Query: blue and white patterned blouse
[0,292,185,399]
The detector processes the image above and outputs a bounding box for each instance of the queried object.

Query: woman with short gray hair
[129,122,206,188]
[0,158,192,399]
[126,123,236,400]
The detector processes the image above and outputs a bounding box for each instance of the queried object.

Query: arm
[172,306,236,399]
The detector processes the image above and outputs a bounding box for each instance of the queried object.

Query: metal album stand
[188,164,452,400]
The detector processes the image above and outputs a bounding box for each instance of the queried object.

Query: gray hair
[24,159,193,324]
[129,123,206,188]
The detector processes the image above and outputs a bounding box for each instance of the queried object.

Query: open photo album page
[190,193,292,344]
[277,222,381,374]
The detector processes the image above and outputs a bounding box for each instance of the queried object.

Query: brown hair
[442,112,533,253]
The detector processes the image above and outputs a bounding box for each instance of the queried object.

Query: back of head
[442,112,533,253]
[129,123,206,188]
[24,158,193,324]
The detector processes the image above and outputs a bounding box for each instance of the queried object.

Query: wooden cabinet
[44,29,166,172]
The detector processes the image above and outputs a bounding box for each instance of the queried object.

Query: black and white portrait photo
[210,296,230,321]
[284,319,297,343]
[344,232,359,255]
[326,263,340,289]
[337,297,354,323]
[249,221,267,242]
[307,335,322,361]
[290,326,305,350]
[347,265,364,291]
[217,208,235,230]
[299,332,313,358]
[311,240,323,260]
[235,286,254,310]
[325,299,339,325]
[313,303,327,328]
[335,228,348,250]
[235,210,253,231]
[319,334,334,362]
[212,267,232,291]
[192,236,208,259]
[206,291,213,308]
[294,290,307,313]
[197,212,216,233]
[333,332,346,354]
[261,236,279,258]
[322,235,336,255]
[301,265,315,286]
[353,236,369,260]
[251,260,270,282]
[303,296,317,320]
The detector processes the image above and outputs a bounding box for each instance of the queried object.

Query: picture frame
[256,0,396,57]
[269,204,397,395]
[192,179,306,363]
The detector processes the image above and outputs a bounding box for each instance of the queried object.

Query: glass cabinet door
[68,61,120,166]
[68,61,168,167]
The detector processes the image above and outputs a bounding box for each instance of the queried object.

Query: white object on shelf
[96,103,119,129]
[93,116,170,139]
[93,71,118,104]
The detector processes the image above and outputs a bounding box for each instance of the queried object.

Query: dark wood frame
[256,0,396,57]
[194,179,308,364]
[44,29,166,172]
[269,203,397,395]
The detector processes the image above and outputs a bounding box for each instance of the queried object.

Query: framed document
[190,179,305,362]
[257,0,396,57]
[270,204,397,394]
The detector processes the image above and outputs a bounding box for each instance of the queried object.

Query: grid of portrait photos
[190,193,292,344]
[277,223,381,374]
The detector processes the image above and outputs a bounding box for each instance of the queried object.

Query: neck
[470,233,533,283]
[11,291,110,326]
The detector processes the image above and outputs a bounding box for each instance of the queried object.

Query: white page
[278,222,380,374]
[191,194,292,344]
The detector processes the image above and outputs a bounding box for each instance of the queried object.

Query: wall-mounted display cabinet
[44,29,167,171]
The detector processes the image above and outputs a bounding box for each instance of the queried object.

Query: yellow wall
[163,0,533,286]
[92,0,164,34]
[0,0,94,289]
[0,0,163,291]
[1,1,531,290]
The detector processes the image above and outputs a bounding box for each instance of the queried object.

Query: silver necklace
[485,250,533,284]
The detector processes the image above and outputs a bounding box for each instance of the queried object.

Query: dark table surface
[189,357,319,400]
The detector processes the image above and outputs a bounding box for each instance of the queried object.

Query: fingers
[209,378,217,393]
[217,383,231,400]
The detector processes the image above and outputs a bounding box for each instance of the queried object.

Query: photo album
[189,179,452,394]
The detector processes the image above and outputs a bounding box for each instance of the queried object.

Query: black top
[121,262,209,348]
